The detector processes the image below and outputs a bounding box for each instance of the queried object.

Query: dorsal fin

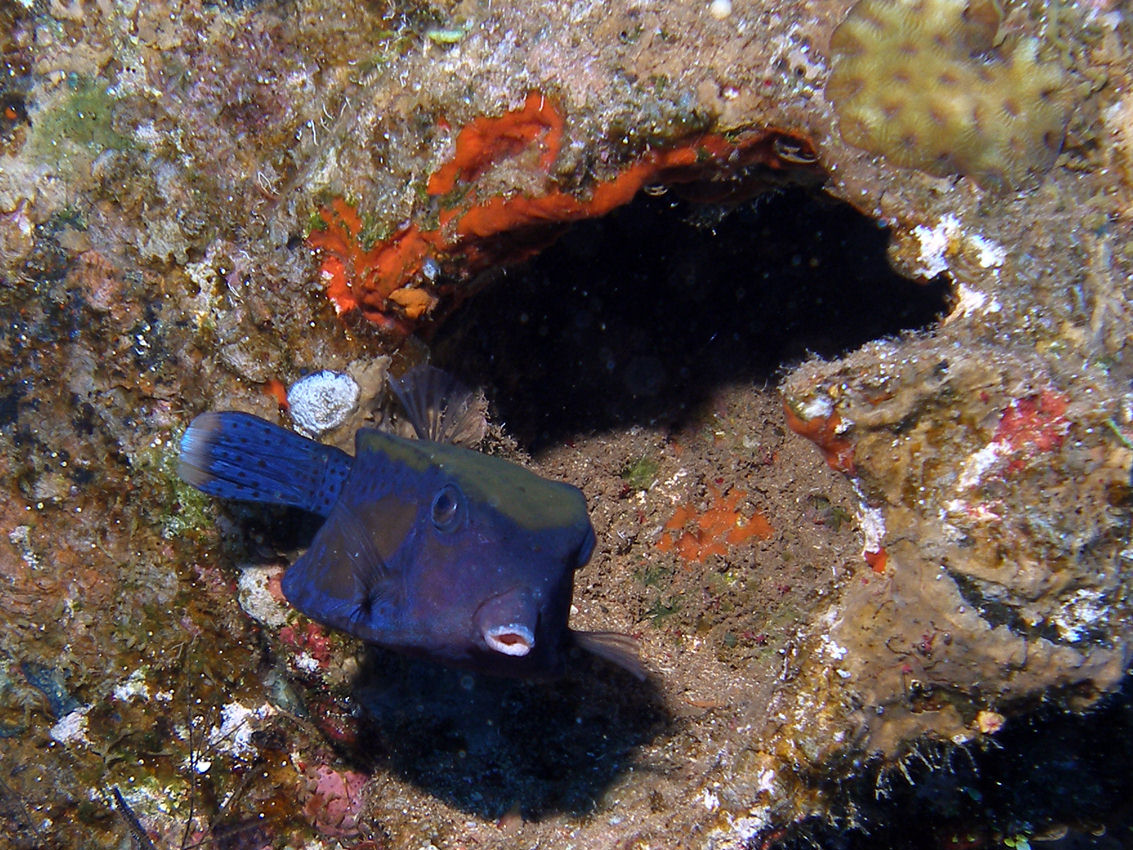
[390,364,488,447]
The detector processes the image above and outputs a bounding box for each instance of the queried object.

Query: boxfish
[179,366,643,680]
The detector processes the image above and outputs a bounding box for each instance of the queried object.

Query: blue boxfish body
[179,367,642,679]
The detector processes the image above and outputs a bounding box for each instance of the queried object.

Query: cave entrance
[355,185,953,824]
[430,186,950,450]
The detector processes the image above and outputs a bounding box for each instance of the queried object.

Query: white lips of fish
[483,624,535,656]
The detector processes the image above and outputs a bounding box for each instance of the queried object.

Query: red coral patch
[992,390,1069,455]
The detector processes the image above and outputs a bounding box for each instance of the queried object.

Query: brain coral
[825,0,1075,187]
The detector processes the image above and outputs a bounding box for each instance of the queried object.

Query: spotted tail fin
[178,412,352,517]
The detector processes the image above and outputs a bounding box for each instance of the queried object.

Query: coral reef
[826,0,1077,187]
[0,0,1130,847]
[782,338,1132,754]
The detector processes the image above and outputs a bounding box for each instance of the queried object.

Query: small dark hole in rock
[432,186,950,450]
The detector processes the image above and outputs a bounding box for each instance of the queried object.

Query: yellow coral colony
[825,0,1075,187]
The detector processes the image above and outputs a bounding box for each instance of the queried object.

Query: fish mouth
[482,624,535,656]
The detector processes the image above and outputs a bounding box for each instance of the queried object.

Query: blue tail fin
[179,412,352,517]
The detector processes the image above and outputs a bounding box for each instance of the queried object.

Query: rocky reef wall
[1,0,1130,846]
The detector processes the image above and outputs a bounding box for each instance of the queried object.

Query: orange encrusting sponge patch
[445,133,772,241]
[307,199,441,331]
[656,486,774,564]
[427,91,563,196]
[308,92,820,332]
[783,402,856,474]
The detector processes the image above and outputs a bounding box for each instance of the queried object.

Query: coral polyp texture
[825,0,1076,187]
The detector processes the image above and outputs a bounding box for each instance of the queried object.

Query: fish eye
[431,484,462,531]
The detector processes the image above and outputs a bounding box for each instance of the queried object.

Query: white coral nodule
[287,370,360,436]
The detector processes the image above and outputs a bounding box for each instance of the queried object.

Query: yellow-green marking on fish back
[355,430,588,532]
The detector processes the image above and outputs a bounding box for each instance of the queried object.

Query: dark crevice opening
[430,186,951,452]
[773,672,1133,850]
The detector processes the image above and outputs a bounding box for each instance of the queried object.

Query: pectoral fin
[573,630,647,681]
[281,495,416,640]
